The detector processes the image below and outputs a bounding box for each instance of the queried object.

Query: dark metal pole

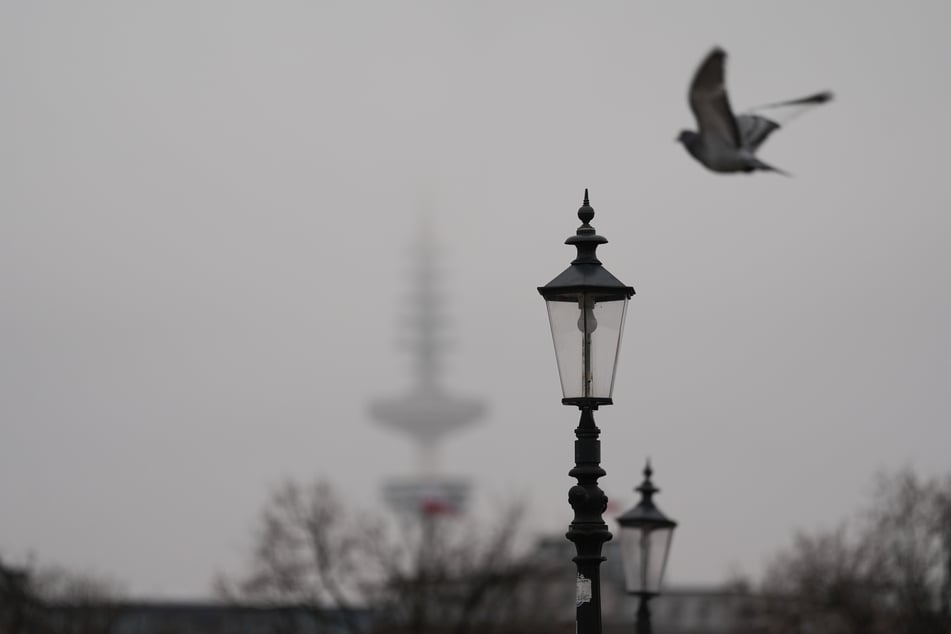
[567,405,611,634]
[540,191,635,634]
[635,594,652,634]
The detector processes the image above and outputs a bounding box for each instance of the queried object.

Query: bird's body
[679,130,769,173]
[677,47,833,175]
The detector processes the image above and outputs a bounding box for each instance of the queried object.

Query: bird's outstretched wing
[689,48,741,149]
[736,90,833,150]
[744,91,834,126]
[735,114,780,151]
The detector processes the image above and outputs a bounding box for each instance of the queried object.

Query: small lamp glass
[616,462,677,595]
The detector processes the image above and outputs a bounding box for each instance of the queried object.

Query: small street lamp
[538,190,635,634]
[617,461,678,634]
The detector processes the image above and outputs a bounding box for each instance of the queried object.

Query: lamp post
[616,461,678,634]
[538,190,635,634]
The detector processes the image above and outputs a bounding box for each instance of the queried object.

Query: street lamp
[617,461,678,634]
[538,190,634,634]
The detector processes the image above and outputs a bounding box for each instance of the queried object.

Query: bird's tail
[751,157,792,177]
[745,90,834,125]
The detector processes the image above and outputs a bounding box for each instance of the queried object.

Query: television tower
[369,213,485,516]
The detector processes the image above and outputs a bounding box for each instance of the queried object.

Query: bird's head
[676,130,698,146]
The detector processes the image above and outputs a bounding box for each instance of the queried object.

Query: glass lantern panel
[545,296,628,400]
[618,525,674,594]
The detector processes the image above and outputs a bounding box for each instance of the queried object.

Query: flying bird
[677,47,833,175]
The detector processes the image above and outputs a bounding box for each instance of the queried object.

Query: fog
[1,1,950,597]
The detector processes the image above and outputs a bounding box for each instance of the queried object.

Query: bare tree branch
[222,480,567,634]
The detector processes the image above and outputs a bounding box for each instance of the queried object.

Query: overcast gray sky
[2,1,950,598]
